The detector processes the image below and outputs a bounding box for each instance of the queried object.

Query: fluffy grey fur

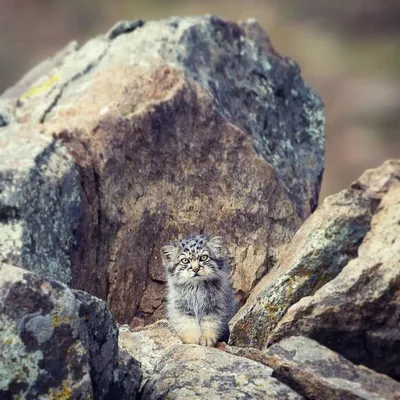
[161,234,236,346]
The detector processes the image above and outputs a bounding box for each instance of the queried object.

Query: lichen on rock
[0,15,325,327]
[229,183,379,349]
[268,160,400,380]
[0,262,141,399]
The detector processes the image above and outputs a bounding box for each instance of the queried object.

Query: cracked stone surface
[0,262,142,399]
[118,320,181,389]
[119,320,304,398]
[0,124,82,285]
[0,16,324,325]
[262,336,400,400]
[140,344,303,399]
[229,166,382,349]
[268,160,400,380]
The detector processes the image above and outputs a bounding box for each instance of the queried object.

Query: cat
[161,234,236,346]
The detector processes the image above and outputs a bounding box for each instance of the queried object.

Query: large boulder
[119,319,400,399]
[0,262,141,399]
[120,320,304,398]
[263,336,400,400]
[141,344,304,399]
[0,16,324,326]
[229,165,380,349]
[0,124,82,286]
[268,160,400,380]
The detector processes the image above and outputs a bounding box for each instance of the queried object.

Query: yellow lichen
[19,75,60,102]
[48,380,73,400]
[51,314,71,328]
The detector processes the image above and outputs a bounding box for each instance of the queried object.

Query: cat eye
[199,255,209,261]
[180,258,190,264]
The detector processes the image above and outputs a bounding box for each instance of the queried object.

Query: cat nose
[192,262,200,273]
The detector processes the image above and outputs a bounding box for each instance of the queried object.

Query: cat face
[161,235,227,285]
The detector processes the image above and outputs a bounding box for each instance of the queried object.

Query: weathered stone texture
[0,124,82,285]
[141,344,304,399]
[0,262,141,399]
[269,160,400,380]
[0,16,324,326]
[118,320,181,388]
[229,177,378,349]
[263,336,400,400]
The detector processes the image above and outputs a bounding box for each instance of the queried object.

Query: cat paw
[199,335,217,347]
[179,332,200,344]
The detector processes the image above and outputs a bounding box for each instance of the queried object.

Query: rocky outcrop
[117,348,142,400]
[224,340,400,400]
[141,344,304,399]
[229,160,400,356]
[268,161,400,380]
[118,320,181,388]
[3,12,400,400]
[119,318,400,399]
[0,124,82,286]
[229,185,378,348]
[0,16,324,326]
[263,336,400,400]
[0,262,141,399]
[119,320,303,399]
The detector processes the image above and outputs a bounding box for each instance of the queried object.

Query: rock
[0,124,83,286]
[0,262,141,399]
[119,320,304,398]
[269,160,400,380]
[263,336,400,400]
[116,348,142,400]
[229,171,379,348]
[224,344,272,365]
[118,320,181,388]
[0,16,324,326]
[141,344,304,399]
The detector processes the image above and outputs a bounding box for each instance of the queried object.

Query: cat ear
[161,245,177,264]
[207,236,225,257]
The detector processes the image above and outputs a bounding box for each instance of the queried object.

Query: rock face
[118,320,181,388]
[119,318,400,400]
[0,262,141,399]
[263,336,400,400]
[0,124,82,286]
[229,170,379,348]
[3,14,400,400]
[268,160,400,380]
[117,348,142,400]
[119,320,304,399]
[0,16,324,326]
[141,344,304,399]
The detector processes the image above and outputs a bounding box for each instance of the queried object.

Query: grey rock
[141,344,303,399]
[115,348,142,400]
[0,124,82,286]
[263,336,400,400]
[229,176,378,349]
[269,160,400,380]
[0,262,141,399]
[106,19,144,40]
[119,320,181,388]
[0,16,324,325]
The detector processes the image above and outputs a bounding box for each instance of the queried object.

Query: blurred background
[0,0,399,200]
